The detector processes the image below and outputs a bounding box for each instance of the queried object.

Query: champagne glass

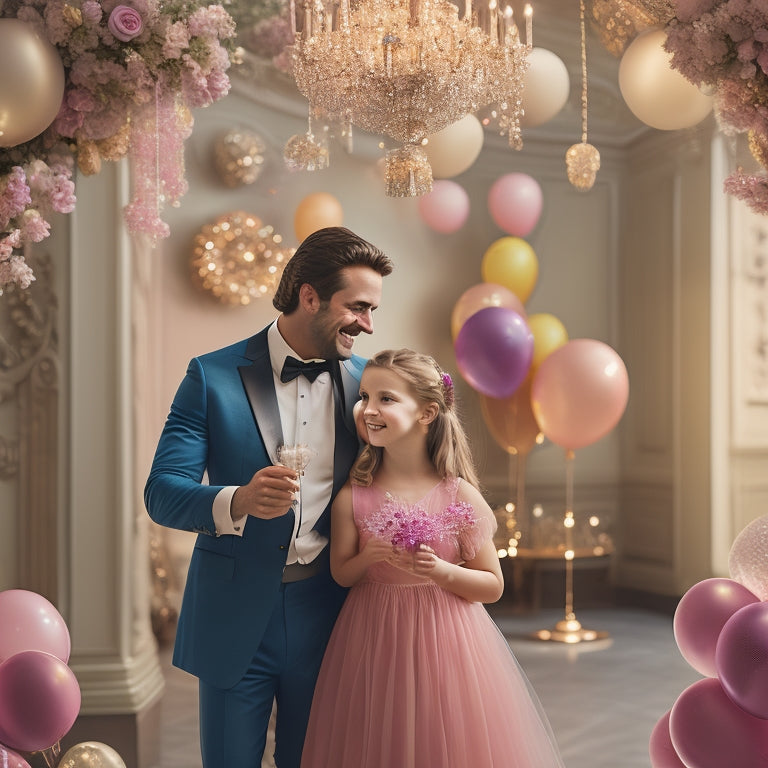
[276,444,315,518]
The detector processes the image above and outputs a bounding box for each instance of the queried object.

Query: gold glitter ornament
[289,0,531,196]
[191,212,294,306]
[566,142,601,190]
[587,0,656,57]
[567,0,601,191]
[748,130,768,172]
[284,115,330,171]
[631,0,674,24]
[385,145,433,197]
[212,128,267,188]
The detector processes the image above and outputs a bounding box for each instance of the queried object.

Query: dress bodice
[352,477,494,585]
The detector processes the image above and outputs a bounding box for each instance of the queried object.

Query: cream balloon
[294,192,344,242]
[0,19,66,148]
[423,114,484,179]
[520,48,570,128]
[618,27,713,131]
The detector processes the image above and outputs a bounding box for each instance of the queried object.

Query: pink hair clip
[441,372,454,406]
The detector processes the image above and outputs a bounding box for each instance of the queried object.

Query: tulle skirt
[300,579,565,768]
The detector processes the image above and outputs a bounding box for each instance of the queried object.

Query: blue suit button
[279,545,287,550]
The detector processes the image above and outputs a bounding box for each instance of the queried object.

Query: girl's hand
[361,537,394,566]
[412,544,452,583]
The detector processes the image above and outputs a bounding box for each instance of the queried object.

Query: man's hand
[232,465,299,520]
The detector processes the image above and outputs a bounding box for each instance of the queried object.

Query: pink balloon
[729,514,768,601]
[530,338,629,450]
[673,577,758,678]
[716,602,768,719]
[670,678,768,768]
[0,589,70,664]
[487,173,543,237]
[649,711,686,768]
[0,650,81,753]
[454,306,533,399]
[0,744,32,768]
[450,282,526,340]
[418,179,470,234]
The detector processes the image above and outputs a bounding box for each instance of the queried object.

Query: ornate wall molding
[0,246,60,601]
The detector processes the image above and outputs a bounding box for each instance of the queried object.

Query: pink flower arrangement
[1,0,236,293]
[364,496,476,553]
[664,0,768,215]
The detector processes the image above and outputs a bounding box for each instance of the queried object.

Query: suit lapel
[332,360,362,492]
[238,328,283,462]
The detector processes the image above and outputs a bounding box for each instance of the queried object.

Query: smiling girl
[300,348,565,768]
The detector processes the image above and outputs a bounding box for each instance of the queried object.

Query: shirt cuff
[213,486,246,537]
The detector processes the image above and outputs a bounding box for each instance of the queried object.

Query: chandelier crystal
[288,0,532,196]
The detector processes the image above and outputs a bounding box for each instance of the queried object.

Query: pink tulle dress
[300,477,565,768]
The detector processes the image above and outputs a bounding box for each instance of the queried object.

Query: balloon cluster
[0,589,126,768]
[451,175,629,457]
[649,516,768,768]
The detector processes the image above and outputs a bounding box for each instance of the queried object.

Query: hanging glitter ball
[566,142,601,191]
[191,212,294,306]
[212,128,267,188]
[385,145,433,197]
[728,515,768,601]
[283,131,330,172]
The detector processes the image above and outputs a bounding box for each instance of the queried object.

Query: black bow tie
[280,356,332,383]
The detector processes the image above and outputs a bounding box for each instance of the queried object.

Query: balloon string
[564,449,575,619]
[516,451,528,545]
[40,741,61,768]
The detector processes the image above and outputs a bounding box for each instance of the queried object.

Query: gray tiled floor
[154,606,699,768]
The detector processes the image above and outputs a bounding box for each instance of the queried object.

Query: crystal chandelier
[286,0,532,196]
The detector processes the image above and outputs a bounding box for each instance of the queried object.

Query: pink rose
[108,5,143,42]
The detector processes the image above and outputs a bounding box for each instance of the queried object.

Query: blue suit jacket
[144,326,364,688]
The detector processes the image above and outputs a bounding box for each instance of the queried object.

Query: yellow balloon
[481,237,539,304]
[294,192,344,242]
[527,313,569,370]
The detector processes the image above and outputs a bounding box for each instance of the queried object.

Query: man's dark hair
[273,227,393,314]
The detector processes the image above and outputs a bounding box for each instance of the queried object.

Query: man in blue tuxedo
[145,227,393,768]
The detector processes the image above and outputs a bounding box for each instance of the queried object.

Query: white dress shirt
[212,321,336,565]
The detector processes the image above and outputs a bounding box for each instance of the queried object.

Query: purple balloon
[0,650,81,753]
[716,602,768,719]
[649,711,686,768]
[454,306,533,399]
[670,678,768,768]
[0,589,71,664]
[673,577,758,677]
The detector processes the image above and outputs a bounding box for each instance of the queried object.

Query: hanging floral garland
[0,0,237,294]
[663,0,768,215]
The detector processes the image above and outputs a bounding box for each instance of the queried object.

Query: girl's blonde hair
[350,348,480,489]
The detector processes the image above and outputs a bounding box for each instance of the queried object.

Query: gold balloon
[0,18,66,148]
[479,377,541,456]
[58,741,127,768]
[294,192,344,242]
